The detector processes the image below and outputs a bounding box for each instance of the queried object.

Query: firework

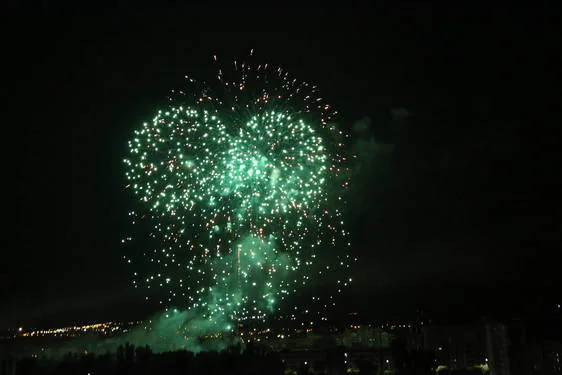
[123,52,354,329]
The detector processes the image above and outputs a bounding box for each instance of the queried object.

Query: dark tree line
[14,342,358,375]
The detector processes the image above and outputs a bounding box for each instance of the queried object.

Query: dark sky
[4,5,560,329]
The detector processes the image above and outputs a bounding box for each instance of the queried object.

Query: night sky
[5,5,560,329]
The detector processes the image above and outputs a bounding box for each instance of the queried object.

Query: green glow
[123,54,353,329]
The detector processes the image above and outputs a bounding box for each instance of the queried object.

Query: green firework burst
[123,53,354,329]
